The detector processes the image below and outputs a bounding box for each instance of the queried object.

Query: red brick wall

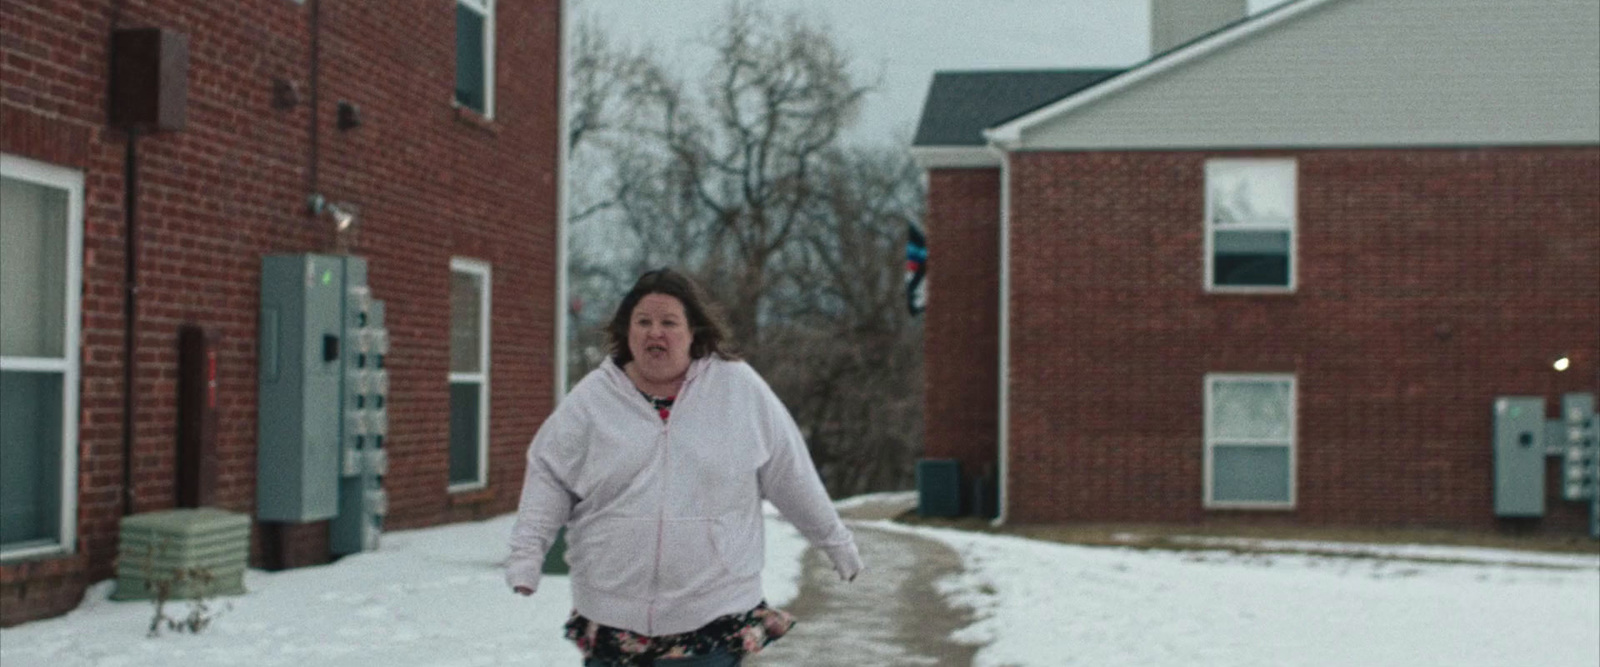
[1,0,560,625]
[923,168,1002,490]
[1004,147,1600,530]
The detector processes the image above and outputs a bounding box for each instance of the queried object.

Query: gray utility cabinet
[258,254,345,522]
[1493,396,1546,517]
[258,254,390,555]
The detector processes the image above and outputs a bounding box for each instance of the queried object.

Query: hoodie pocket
[655,518,724,597]
[568,517,657,595]
[709,510,764,578]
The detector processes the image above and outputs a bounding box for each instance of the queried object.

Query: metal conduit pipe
[121,129,140,517]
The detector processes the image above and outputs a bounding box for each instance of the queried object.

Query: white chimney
[1151,0,1248,55]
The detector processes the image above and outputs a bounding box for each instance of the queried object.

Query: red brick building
[912,0,1599,530]
[1,0,563,625]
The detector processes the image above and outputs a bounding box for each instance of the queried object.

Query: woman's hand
[513,586,534,596]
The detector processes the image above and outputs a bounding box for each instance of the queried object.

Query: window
[454,0,495,117]
[1204,374,1295,509]
[449,258,490,490]
[1205,158,1296,291]
[1,154,82,560]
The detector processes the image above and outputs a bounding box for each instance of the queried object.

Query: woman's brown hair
[606,268,737,365]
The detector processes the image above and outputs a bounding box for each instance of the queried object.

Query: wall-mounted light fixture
[1554,356,1571,372]
[307,193,359,232]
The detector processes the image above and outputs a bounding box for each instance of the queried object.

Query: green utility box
[112,508,250,601]
[542,527,569,575]
[917,459,962,518]
[971,465,999,520]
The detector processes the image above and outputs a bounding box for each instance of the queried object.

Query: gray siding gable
[1015,0,1600,150]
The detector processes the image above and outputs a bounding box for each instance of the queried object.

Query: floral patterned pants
[583,650,739,667]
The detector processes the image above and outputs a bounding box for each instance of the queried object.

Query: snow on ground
[869,520,1600,667]
[0,515,809,667]
[5,497,1597,667]
[831,490,917,513]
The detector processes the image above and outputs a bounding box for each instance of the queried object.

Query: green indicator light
[322,270,333,286]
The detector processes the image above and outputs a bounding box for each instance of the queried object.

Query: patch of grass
[894,510,1600,565]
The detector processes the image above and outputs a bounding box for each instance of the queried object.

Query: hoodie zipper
[613,359,696,636]
[646,372,692,636]
[649,416,667,635]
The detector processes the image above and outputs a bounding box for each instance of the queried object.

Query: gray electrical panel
[258,253,390,553]
[257,254,347,522]
[1493,396,1546,517]
[331,262,390,556]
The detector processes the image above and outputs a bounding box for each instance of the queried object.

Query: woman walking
[508,268,863,666]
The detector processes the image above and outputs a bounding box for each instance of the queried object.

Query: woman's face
[627,293,693,383]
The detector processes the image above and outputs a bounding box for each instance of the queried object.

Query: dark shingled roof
[912,69,1124,147]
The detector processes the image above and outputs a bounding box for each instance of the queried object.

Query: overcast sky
[572,0,1295,147]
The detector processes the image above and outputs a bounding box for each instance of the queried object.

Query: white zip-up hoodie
[506,355,863,636]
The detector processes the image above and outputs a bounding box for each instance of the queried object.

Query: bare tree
[567,3,921,495]
[564,16,664,385]
[761,147,925,495]
[610,3,870,353]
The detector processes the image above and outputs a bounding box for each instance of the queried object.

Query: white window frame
[448,258,491,492]
[1203,158,1297,294]
[1203,373,1296,510]
[0,154,83,562]
[454,0,496,119]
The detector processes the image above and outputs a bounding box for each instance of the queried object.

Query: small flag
[906,223,927,315]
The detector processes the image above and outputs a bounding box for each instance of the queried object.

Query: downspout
[121,129,140,516]
[989,142,1012,527]
[554,0,570,400]
[109,0,138,518]
[307,0,322,221]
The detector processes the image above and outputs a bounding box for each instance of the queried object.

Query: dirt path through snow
[750,496,978,667]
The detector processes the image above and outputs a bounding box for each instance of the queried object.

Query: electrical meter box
[1558,393,1597,502]
[257,254,347,522]
[1493,396,1546,517]
[331,277,391,556]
